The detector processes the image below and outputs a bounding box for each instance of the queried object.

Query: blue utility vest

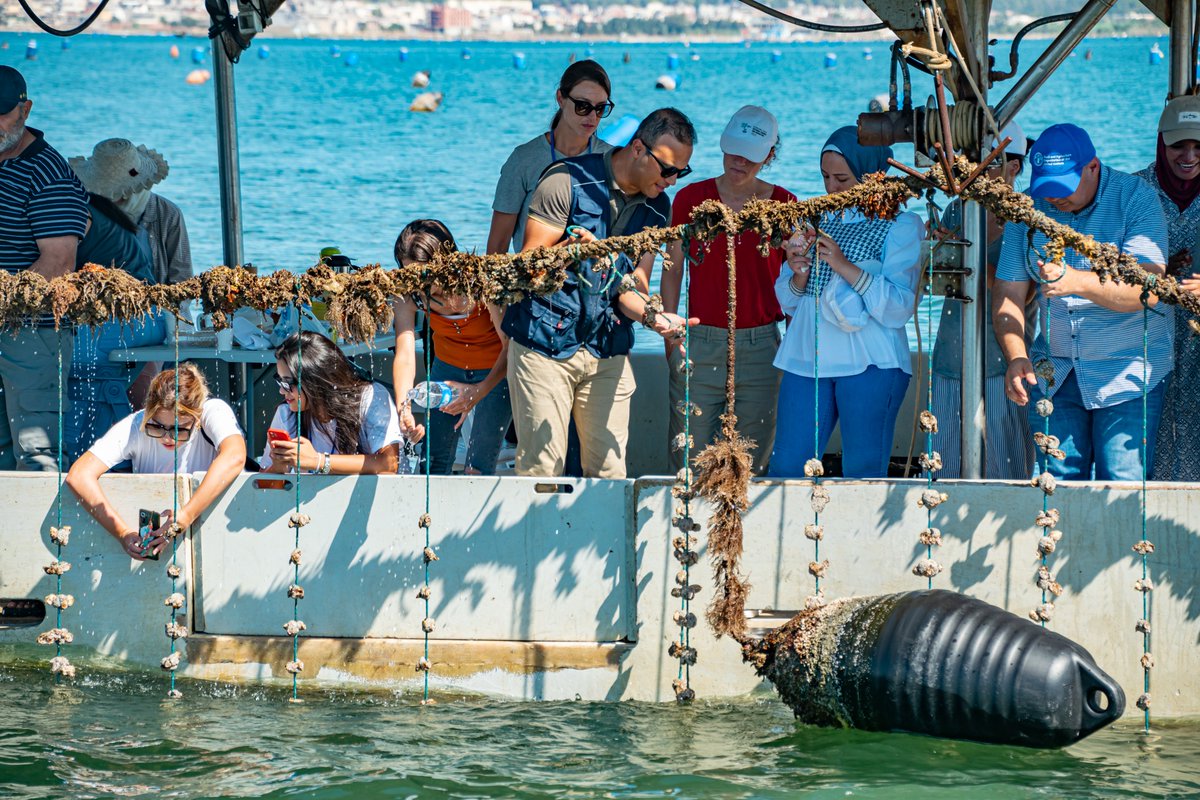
[502,152,670,360]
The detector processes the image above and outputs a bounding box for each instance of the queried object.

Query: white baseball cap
[991,119,1027,157]
[1159,95,1200,145]
[720,105,779,163]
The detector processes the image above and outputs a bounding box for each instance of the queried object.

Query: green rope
[1026,241,1056,629]
[811,222,822,599]
[290,286,304,703]
[1139,292,1153,734]
[53,330,65,680]
[677,231,695,699]
[422,308,433,703]
[923,222,937,590]
[168,326,181,697]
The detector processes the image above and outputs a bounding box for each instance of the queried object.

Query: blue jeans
[768,366,910,478]
[426,357,512,475]
[1029,370,1166,481]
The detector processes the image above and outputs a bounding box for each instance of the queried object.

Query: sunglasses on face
[648,150,692,180]
[567,95,615,118]
[275,374,299,392]
[145,420,195,441]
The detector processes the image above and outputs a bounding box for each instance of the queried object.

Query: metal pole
[994,0,1118,128]
[1169,0,1194,98]
[212,43,244,268]
[959,0,989,479]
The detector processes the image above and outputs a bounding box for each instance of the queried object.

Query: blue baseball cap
[0,66,28,115]
[1028,123,1097,199]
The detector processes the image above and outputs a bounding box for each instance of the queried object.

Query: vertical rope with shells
[39,331,75,680]
[284,284,307,702]
[694,210,753,642]
[162,329,187,696]
[914,233,945,584]
[804,222,830,608]
[669,232,698,702]
[416,313,437,704]
[1134,298,1155,727]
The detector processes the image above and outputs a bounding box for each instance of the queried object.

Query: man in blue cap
[992,123,1172,481]
[0,65,89,470]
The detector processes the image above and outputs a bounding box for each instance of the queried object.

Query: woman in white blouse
[768,126,924,478]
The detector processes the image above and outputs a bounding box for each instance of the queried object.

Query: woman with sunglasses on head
[767,126,923,479]
[486,60,615,255]
[66,364,246,560]
[392,220,511,475]
[662,105,795,475]
[261,331,402,475]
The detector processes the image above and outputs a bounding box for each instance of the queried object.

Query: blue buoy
[191,46,206,64]
[513,52,526,69]
[60,39,70,50]
[344,52,359,67]
[25,40,38,60]
[584,47,594,58]
[399,46,409,62]
[329,44,341,57]
[1150,43,1163,65]
[461,47,471,60]
[862,47,872,60]
[770,49,782,64]
[599,113,640,147]
[824,52,837,69]
[258,45,270,59]
[666,53,680,70]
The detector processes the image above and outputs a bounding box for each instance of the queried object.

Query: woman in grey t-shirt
[485,60,615,255]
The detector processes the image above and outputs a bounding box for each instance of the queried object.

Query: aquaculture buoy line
[162,332,188,698]
[416,315,436,704]
[913,224,944,587]
[1135,298,1155,729]
[285,282,307,703]
[803,237,829,609]
[37,332,75,680]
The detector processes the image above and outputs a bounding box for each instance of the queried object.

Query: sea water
[0,659,1196,800]
[0,34,1171,348]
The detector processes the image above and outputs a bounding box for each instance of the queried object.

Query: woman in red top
[663,105,794,474]
[392,219,511,475]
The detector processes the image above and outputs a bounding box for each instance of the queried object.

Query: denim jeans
[426,357,511,475]
[1029,370,1166,481]
[768,366,910,478]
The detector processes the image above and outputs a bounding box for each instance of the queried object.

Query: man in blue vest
[503,107,698,478]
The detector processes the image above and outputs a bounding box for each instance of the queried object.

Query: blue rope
[923,225,936,589]
[291,289,304,703]
[422,308,433,704]
[168,327,181,697]
[811,224,822,598]
[54,330,65,680]
[677,231,695,698]
[1139,286,1153,734]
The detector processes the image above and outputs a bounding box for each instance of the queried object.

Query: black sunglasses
[567,95,614,118]
[145,420,195,441]
[648,150,692,180]
[275,374,299,392]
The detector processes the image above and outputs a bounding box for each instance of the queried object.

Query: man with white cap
[662,105,796,474]
[0,65,89,471]
[992,122,1171,481]
[930,120,1037,478]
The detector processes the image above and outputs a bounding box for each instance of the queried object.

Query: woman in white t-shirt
[66,364,247,560]
[260,332,401,475]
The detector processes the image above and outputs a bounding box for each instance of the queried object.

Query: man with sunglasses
[502,107,699,479]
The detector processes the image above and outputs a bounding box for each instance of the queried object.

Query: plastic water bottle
[408,381,457,410]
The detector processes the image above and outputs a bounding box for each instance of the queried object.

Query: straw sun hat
[69,138,168,200]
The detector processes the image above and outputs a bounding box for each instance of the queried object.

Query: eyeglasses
[648,150,692,180]
[567,95,615,118]
[275,374,299,392]
[145,420,195,441]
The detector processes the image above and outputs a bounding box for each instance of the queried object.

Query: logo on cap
[1178,111,1200,124]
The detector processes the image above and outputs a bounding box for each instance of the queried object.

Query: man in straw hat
[0,65,89,471]
[71,138,192,286]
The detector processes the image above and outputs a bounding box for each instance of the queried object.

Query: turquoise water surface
[0,658,1197,800]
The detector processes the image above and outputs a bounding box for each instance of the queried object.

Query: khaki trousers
[509,340,636,479]
[668,322,781,475]
[0,327,73,471]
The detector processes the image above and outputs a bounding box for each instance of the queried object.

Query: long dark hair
[394,218,457,267]
[550,60,611,131]
[275,331,368,455]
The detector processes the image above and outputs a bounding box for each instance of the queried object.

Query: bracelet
[319,452,332,475]
[788,272,806,296]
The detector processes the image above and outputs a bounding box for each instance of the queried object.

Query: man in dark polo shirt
[0,66,89,470]
[502,107,698,478]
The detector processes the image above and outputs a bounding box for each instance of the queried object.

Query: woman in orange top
[392,219,511,474]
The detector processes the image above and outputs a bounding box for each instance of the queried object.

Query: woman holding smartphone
[261,331,402,475]
[66,364,246,560]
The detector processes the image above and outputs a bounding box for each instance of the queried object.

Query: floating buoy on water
[344,52,359,67]
[666,53,680,70]
[1,42,8,51]
[747,590,1124,748]
[25,40,37,60]
[584,47,594,58]
[169,44,180,59]
[410,91,443,112]
[60,39,70,50]
[512,52,526,69]
[1150,43,1163,65]
[654,73,678,91]
[411,70,431,88]
[258,45,270,59]
[622,51,630,64]
[185,69,211,85]
[599,113,639,147]
[460,47,471,60]
[330,44,341,57]
[824,52,837,69]
[770,49,782,63]
[191,46,206,64]
[399,46,409,62]
[862,47,872,60]
[690,52,700,62]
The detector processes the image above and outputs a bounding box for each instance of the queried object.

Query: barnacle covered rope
[285,281,307,703]
[416,315,436,704]
[163,330,187,697]
[804,230,830,610]
[1135,300,1155,728]
[914,235,944,586]
[38,332,75,681]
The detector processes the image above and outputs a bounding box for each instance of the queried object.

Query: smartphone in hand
[138,509,161,561]
[267,428,292,445]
